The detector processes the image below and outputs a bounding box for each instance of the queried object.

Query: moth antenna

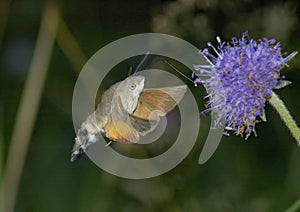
[133,51,150,74]
[164,60,194,83]
[127,66,133,77]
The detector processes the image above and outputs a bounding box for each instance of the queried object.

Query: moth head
[124,75,145,96]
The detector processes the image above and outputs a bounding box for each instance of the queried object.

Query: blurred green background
[1,0,300,211]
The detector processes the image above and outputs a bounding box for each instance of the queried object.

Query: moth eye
[130,84,136,90]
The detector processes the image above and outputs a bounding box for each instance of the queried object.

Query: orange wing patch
[104,119,139,143]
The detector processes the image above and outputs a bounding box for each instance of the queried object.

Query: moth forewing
[133,85,187,119]
[129,84,187,136]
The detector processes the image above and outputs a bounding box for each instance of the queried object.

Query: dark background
[1,0,300,211]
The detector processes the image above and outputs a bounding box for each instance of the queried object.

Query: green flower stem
[1,4,59,212]
[269,91,300,145]
[286,199,300,212]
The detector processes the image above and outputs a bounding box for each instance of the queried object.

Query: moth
[71,75,187,162]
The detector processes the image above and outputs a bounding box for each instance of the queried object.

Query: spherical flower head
[194,32,297,138]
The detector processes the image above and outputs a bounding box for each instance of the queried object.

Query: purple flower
[194,32,297,138]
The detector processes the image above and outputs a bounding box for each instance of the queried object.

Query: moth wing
[130,85,187,136]
[129,114,159,136]
[105,119,139,143]
[133,85,187,119]
[105,96,140,143]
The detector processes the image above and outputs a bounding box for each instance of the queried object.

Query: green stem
[269,91,300,145]
[286,199,300,212]
[1,4,59,212]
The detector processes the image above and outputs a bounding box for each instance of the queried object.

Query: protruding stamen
[207,42,223,59]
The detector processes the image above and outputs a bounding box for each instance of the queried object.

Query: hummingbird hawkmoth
[71,62,188,162]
